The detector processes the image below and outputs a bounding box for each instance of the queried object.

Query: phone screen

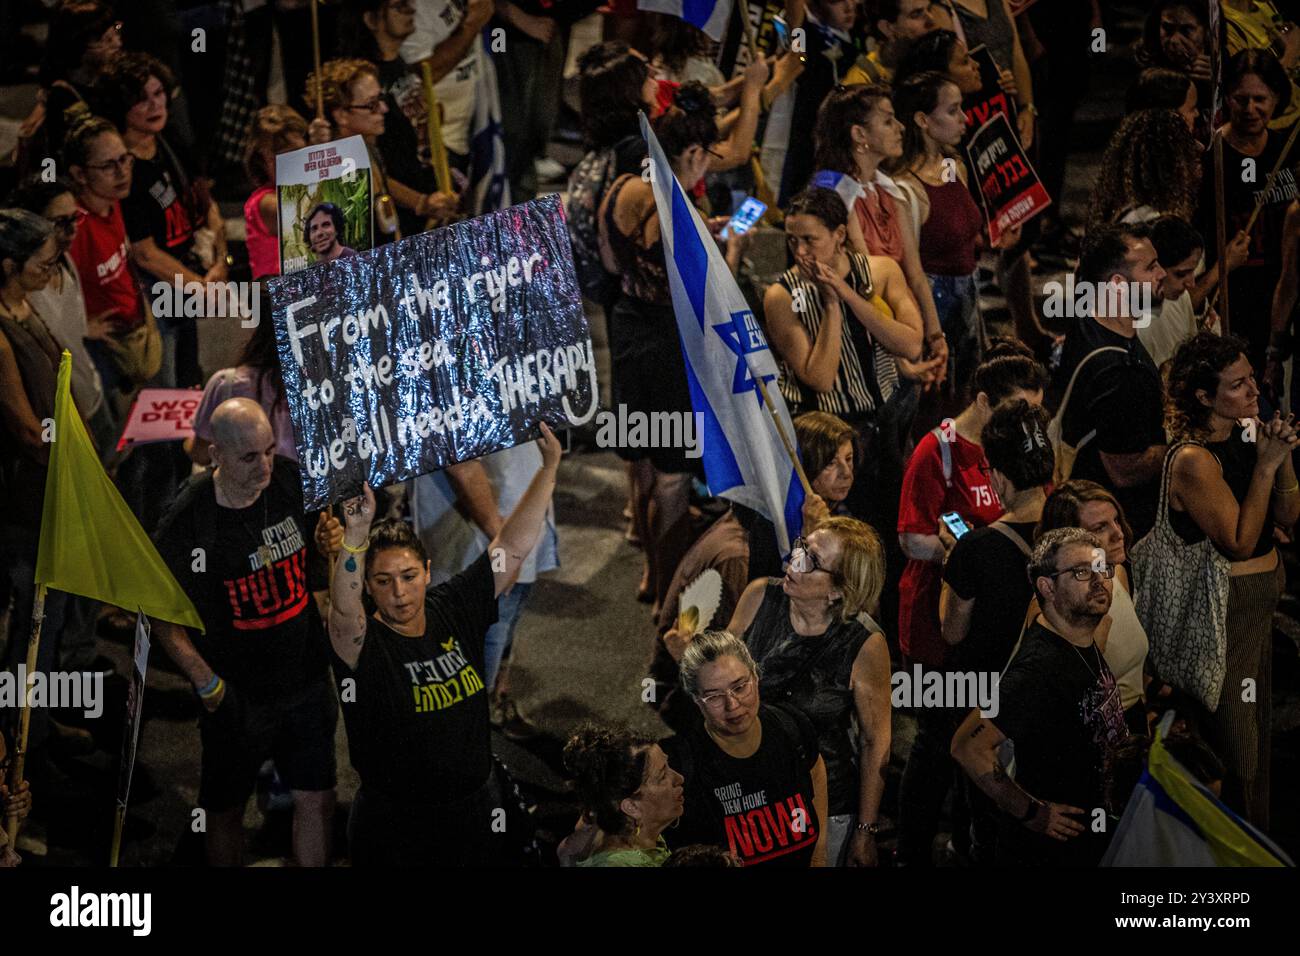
[720,197,767,239]
[941,512,971,539]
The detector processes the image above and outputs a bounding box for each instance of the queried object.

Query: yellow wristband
[1274,480,1299,495]
[340,537,370,554]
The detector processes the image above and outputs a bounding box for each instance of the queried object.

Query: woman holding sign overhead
[596,82,747,616]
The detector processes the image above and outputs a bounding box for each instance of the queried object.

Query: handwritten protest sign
[965,111,1051,246]
[115,388,201,451]
[276,135,374,275]
[267,193,598,510]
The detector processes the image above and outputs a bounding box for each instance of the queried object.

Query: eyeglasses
[1049,563,1116,583]
[698,677,755,710]
[86,153,134,174]
[345,98,386,114]
[789,536,831,576]
[48,210,84,234]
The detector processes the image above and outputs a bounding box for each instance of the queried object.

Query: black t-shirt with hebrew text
[332,551,498,801]
[153,457,329,700]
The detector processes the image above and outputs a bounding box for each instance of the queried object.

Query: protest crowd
[3,0,1300,871]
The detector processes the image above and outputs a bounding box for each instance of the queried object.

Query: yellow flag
[35,351,204,632]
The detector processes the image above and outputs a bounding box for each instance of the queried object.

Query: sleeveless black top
[744,581,873,815]
[1169,429,1274,560]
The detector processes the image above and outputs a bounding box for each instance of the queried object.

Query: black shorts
[198,677,338,812]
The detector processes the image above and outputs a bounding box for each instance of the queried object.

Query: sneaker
[534,156,567,182]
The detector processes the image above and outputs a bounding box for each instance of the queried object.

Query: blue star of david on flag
[713,310,776,407]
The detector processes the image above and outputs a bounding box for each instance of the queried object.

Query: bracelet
[927,331,946,344]
[197,675,224,700]
[855,821,880,835]
[340,537,370,554]
[1274,480,1299,495]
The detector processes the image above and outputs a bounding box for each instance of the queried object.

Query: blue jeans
[485,583,533,690]
[928,272,983,398]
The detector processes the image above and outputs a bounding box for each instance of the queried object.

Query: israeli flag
[1102,713,1293,867]
[637,0,735,42]
[469,34,510,214]
[811,169,866,213]
[641,112,805,552]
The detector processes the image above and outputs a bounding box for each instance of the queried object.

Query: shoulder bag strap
[1054,345,1127,446]
[989,520,1032,558]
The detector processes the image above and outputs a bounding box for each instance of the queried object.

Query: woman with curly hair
[1088,109,1202,229]
[1161,331,1300,827]
[559,724,684,867]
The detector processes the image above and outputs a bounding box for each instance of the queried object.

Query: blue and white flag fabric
[469,33,510,215]
[641,112,805,552]
[1102,712,1293,867]
[811,169,866,213]
[637,0,735,42]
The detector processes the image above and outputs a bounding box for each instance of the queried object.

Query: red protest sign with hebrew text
[116,388,202,451]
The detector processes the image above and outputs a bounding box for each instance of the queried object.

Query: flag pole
[753,373,813,496]
[1208,116,1300,323]
[109,802,126,867]
[1212,126,1227,334]
[5,583,46,847]
[309,0,324,119]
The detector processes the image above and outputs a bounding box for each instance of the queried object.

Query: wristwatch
[855,821,880,835]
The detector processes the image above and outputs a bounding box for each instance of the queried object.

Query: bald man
[152,398,341,866]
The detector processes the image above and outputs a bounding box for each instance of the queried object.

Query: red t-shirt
[897,430,1002,667]
[67,201,143,332]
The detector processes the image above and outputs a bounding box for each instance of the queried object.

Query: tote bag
[1130,441,1231,711]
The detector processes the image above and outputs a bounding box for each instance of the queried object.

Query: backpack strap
[1054,346,1127,451]
[989,520,1031,558]
[930,427,953,488]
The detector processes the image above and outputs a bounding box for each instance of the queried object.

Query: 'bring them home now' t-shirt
[662,703,822,867]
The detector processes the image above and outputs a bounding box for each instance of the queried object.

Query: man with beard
[950,528,1130,866]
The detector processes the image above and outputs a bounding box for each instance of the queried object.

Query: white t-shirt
[408,442,559,586]
[1105,577,1149,713]
[401,0,480,156]
[1137,291,1200,370]
[28,255,104,417]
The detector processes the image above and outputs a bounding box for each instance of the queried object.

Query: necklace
[1070,640,1102,680]
[220,477,273,567]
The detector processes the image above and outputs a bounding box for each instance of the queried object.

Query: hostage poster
[276,135,375,275]
[267,193,598,510]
